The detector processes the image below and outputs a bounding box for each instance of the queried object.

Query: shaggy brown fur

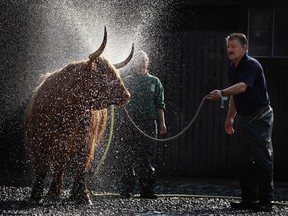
[25,57,130,204]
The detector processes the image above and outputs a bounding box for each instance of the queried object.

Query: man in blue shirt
[207,33,274,212]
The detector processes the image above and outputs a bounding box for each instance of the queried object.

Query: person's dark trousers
[236,107,274,204]
[120,120,157,195]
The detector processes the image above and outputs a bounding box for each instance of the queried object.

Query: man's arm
[225,96,236,135]
[158,109,167,135]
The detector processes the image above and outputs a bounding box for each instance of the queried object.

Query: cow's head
[85,27,132,109]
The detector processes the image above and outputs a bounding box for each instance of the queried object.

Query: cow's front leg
[30,166,47,205]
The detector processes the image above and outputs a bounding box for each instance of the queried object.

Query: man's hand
[225,118,235,135]
[206,89,222,101]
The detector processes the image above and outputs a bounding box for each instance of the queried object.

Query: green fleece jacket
[124,73,165,121]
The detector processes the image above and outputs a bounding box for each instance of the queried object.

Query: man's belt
[248,105,272,123]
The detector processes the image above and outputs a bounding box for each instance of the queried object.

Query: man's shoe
[140,193,157,199]
[120,191,132,199]
[252,202,273,212]
[230,201,257,210]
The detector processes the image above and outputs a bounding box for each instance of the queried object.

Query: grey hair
[134,50,149,65]
[226,33,248,47]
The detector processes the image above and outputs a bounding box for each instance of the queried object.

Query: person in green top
[119,50,167,199]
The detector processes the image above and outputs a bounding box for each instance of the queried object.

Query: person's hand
[225,118,235,135]
[159,122,167,135]
[206,89,222,101]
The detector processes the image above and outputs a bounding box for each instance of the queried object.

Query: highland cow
[25,27,133,205]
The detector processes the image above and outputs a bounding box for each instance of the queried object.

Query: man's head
[130,50,149,74]
[226,33,248,65]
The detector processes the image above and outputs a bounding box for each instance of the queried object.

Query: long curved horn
[89,26,107,61]
[113,43,134,69]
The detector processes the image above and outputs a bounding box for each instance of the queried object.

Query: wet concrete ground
[155,177,288,202]
[1,176,288,215]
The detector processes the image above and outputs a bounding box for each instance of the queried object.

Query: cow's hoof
[46,190,62,202]
[86,198,93,206]
[72,197,93,206]
[46,195,62,203]
[29,196,44,206]
[69,192,93,205]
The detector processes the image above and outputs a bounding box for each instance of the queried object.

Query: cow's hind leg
[70,147,92,205]
[70,172,92,205]
[46,168,65,201]
[30,166,47,204]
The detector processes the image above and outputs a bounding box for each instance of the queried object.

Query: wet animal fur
[25,57,130,204]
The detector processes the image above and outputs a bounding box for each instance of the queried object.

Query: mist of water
[1,0,180,191]
[1,0,176,126]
